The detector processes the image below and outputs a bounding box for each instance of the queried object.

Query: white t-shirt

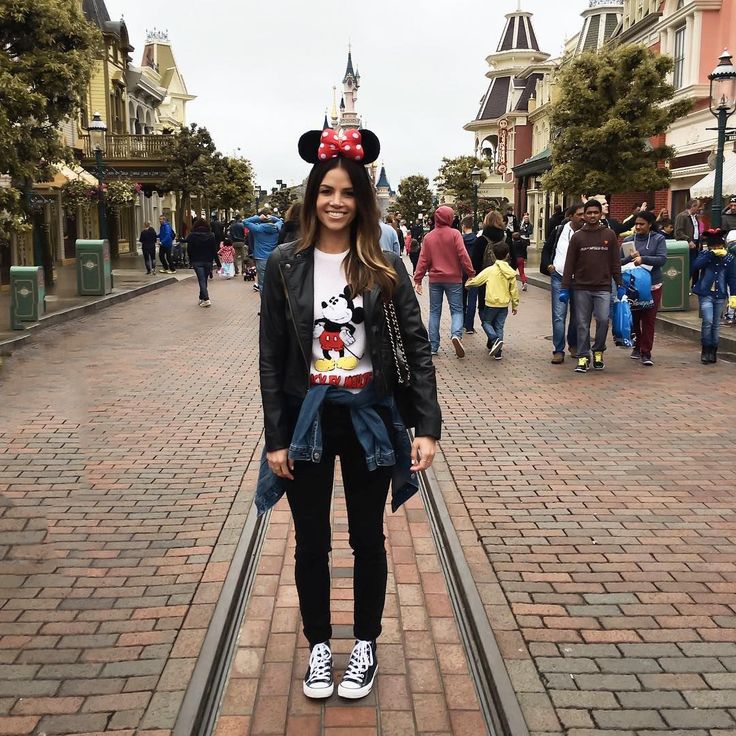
[552,222,574,275]
[311,249,373,392]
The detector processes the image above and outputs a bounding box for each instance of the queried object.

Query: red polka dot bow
[318,129,365,162]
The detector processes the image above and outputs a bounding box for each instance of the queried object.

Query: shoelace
[343,640,373,682]
[308,643,332,682]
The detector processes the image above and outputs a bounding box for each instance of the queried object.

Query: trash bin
[75,239,112,296]
[10,266,45,330]
[660,239,690,312]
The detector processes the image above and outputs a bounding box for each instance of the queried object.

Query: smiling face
[315,165,357,237]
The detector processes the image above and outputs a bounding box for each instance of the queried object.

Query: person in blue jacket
[245,207,283,293]
[691,228,736,364]
[158,215,176,273]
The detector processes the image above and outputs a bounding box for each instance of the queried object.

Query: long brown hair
[298,158,397,298]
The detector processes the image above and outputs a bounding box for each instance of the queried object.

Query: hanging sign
[497,119,509,175]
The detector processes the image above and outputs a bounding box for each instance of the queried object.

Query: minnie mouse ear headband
[298,129,380,165]
[703,228,726,247]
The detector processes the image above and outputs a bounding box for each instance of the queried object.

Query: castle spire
[343,45,356,83]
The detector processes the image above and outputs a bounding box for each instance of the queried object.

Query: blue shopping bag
[613,298,633,347]
[621,267,654,310]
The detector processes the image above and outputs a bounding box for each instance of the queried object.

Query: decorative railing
[82,134,169,159]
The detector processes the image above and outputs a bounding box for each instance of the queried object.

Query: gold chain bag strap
[383,300,411,386]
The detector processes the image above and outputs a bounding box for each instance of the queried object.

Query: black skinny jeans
[192,263,211,300]
[159,246,174,271]
[284,404,391,646]
[142,244,156,272]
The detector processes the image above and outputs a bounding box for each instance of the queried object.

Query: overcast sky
[106,0,590,192]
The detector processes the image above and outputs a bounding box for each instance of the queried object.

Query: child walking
[691,228,736,364]
[465,241,519,360]
[218,239,236,279]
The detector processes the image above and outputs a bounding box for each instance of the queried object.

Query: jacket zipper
[279,264,311,393]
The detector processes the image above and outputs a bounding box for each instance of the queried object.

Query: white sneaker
[201,299,211,307]
[338,640,377,699]
[303,642,333,699]
[451,336,465,358]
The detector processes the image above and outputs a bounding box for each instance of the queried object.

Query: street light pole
[708,50,736,229]
[471,166,482,232]
[89,112,109,241]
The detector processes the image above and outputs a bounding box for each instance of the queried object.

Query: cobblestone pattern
[0,277,263,734]
[215,481,486,736]
[430,282,736,735]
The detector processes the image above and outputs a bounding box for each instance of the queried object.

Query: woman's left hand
[410,436,437,472]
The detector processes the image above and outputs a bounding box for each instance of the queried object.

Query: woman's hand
[414,282,423,296]
[267,449,294,480]
[410,436,437,472]
[633,256,643,266]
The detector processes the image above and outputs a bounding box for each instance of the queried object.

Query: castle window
[672,24,686,89]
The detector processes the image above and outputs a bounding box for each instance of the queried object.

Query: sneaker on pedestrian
[431,350,438,356]
[465,328,475,334]
[568,347,578,358]
[494,349,503,361]
[641,353,654,366]
[198,299,204,306]
[451,335,465,358]
[338,640,377,700]
[551,352,564,364]
[201,299,211,307]
[521,283,527,292]
[303,642,334,699]
[489,338,503,357]
[630,348,641,360]
[253,283,260,292]
[593,351,605,370]
[575,356,590,373]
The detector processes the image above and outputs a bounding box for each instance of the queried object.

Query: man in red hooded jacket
[414,206,475,357]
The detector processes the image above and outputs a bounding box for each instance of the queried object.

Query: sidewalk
[214,483,487,736]
[0,254,191,351]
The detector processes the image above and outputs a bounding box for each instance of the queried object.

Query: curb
[419,447,530,736]
[523,272,736,354]
[0,275,181,355]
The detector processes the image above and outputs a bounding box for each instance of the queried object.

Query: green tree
[0,0,100,232]
[434,156,487,215]
[265,187,298,217]
[211,156,255,216]
[392,175,433,224]
[542,44,693,196]
[160,123,217,231]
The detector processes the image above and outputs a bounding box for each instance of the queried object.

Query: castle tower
[575,0,623,55]
[376,164,391,217]
[338,46,361,130]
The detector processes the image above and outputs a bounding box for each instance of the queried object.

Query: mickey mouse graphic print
[311,249,373,392]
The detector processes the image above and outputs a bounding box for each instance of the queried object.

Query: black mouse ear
[298,131,324,164]
[358,130,380,164]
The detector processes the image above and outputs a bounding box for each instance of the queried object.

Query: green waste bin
[660,239,690,312]
[10,266,45,330]
[76,239,112,296]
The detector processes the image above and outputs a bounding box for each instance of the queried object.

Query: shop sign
[497,119,509,175]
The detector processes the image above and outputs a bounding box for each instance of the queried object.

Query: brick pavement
[0,275,264,734]
[214,485,486,736]
[431,281,736,735]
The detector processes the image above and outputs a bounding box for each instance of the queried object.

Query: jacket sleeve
[691,249,711,274]
[389,255,442,439]
[455,233,475,278]
[540,226,557,274]
[727,257,736,296]
[259,249,291,451]
[245,216,267,233]
[465,267,491,289]
[510,272,520,310]
[561,234,577,290]
[674,213,691,242]
[641,234,668,268]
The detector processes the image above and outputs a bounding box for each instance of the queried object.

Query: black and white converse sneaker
[337,639,377,699]
[303,642,333,699]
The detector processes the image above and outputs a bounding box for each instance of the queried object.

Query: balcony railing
[82,134,169,159]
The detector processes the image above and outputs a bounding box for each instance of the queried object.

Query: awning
[42,164,99,189]
[690,151,736,199]
[513,147,551,177]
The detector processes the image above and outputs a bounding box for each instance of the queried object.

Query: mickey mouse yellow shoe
[314,358,336,372]
[337,356,359,370]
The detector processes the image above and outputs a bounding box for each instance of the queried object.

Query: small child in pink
[218,239,236,279]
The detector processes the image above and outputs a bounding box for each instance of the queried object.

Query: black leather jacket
[259,241,442,451]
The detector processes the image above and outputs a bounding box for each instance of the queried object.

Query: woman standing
[518,212,532,291]
[185,218,220,307]
[277,201,302,245]
[621,210,667,365]
[259,129,441,701]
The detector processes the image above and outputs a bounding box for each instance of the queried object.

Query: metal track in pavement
[174,499,269,736]
[418,455,530,736]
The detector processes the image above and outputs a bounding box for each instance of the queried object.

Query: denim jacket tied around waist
[255,383,418,516]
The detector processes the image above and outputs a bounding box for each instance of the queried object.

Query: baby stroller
[171,241,187,269]
[243,256,257,282]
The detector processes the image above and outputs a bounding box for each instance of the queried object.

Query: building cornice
[613,11,662,44]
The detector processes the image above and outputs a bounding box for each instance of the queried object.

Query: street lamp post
[88,112,109,241]
[708,50,736,229]
[471,166,482,231]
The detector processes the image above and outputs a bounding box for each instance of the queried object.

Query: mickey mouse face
[321,294,353,324]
